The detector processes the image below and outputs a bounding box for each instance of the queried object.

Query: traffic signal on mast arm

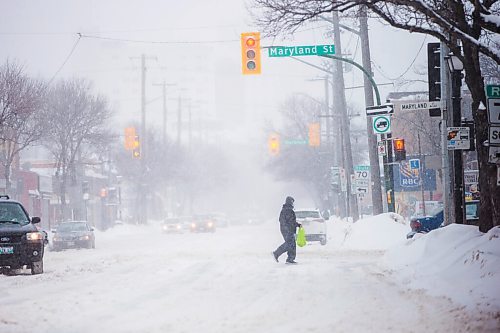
[241,32,261,75]
[308,123,320,147]
[132,135,141,159]
[268,133,280,156]
[124,127,136,150]
[393,138,406,161]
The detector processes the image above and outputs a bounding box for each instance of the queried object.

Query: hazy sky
[0,0,432,139]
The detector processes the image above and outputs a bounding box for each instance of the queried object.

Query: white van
[295,209,327,245]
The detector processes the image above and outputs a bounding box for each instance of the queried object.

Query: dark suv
[0,195,44,274]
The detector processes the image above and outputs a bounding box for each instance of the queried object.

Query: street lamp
[446,51,465,224]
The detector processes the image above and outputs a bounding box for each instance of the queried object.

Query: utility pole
[440,43,452,225]
[332,11,359,221]
[153,80,175,146]
[177,95,182,145]
[359,7,384,215]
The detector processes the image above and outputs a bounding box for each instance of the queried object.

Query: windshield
[164,219,180,224]
[0,203,30,225]
[296,211,320,219]
[56,222,88,232]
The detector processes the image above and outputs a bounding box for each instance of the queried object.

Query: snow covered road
[0,221,488,333]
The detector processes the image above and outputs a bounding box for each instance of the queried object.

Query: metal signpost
[447,127,470,150]
[487,84,500,164]
[372,116,391,134]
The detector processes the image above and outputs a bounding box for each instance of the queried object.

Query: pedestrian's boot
[285,260,298,264]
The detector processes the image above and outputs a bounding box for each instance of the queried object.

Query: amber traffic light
[268,133,280,156]
[124,127,136,150]
[308,123,320,147]
[241,32,261,75]
[132,135,141,159]
[394,138,406,161]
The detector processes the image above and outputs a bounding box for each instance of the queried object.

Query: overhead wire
[46,33,82,86]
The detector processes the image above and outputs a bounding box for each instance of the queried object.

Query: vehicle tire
[31,260,43,275]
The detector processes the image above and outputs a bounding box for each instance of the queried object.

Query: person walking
[272,196,301,264]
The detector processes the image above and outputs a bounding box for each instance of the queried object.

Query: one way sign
[366,104,394,116]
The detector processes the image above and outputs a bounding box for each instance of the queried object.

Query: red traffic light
[394,138,405,151]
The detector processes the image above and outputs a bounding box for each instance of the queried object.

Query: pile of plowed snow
[329,213,408,250]
[383,224,500,315]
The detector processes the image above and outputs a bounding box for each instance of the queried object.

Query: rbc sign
[393,164,437,192]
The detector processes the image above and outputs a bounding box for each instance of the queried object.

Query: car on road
[0,195,45,275]
[52,221,95,251]
[295,209,328,245]
[407,207,443,239]
[190,214,216,233]
[162,217,184,233]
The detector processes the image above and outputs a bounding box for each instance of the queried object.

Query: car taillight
[410,219,422,231]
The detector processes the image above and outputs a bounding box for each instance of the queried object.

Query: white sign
[366,104,394,116]
[330,167,340,185]
[377,141,387,156]
[400,101,442,111]
[447,127,470,150]
[373,116,391,134]
[488,99,500,125]
[354,165,370,193]
[489,126,500,145]
[464,170,479,185]
[489,146,500,164]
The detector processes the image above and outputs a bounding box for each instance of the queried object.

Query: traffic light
[241,32,261,75]
[393,138,406,161]
[427,43,441,117]
[308,123,320,147]
[132,135,141,159]
[124,127,136,150]
[268,133,280,156]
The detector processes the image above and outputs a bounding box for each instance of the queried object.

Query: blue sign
[393,164,436,192]
[409,159,420,170]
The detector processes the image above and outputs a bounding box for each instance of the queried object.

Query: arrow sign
[366,104,394,116]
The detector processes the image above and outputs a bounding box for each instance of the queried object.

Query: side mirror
[322,211,330,220]
[90,227,95,232]
[31,216,41,224]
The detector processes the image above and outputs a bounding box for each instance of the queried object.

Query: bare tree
[0,60,46,194]
[43,78,113,220]
[252,0,500,231]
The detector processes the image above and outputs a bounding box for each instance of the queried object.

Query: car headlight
[80,235,90,241]
[163,225,168,230]
[191,223,196,228]
[176,225,181,230]
[207,222,214,227]
[26,232,43,241]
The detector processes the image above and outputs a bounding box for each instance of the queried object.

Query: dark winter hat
[285,196,295,205]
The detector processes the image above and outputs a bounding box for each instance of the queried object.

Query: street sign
[330,166,340,185]
[377,140,387,156]
[486,84,500,98]
[354,165,370,194]
[373,116,391,134]
[489,146,500,164]
[366,104,394,116]
[489,126,500,146]
[268,45,335,58]
[487,99,500,124]
[409,159,420,170]
[400,101,442,111]
[447,127,470,150]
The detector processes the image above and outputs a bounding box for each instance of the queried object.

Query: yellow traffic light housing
[132,135,141,159]
[124,127,136,150]
[241,32,261,75]
[268,133,280,156]
[308,123,320,147]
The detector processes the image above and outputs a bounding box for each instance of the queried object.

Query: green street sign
[486,84,500,98]
[283,139,308,145]
[268,45,335,58]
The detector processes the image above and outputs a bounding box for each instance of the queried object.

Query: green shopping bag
[296,227,307,247]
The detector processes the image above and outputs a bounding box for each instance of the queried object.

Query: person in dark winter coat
[272,196,301,264]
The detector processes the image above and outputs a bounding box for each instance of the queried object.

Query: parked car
[162,217,184,233]
[190,214,216,233]
[0,195,45,275]
[407,207,443,239]
[52,221,95,250]
[295,209,328,245]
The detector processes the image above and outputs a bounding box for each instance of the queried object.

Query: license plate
[66,241,75,246]
[0,246,14,254]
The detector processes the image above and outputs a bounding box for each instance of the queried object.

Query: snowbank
[329,213,408,251]
[383,224,500,314]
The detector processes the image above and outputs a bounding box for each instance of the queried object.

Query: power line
[79,33,239,45]
[47,33,82,86]
[372,34,427,82]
